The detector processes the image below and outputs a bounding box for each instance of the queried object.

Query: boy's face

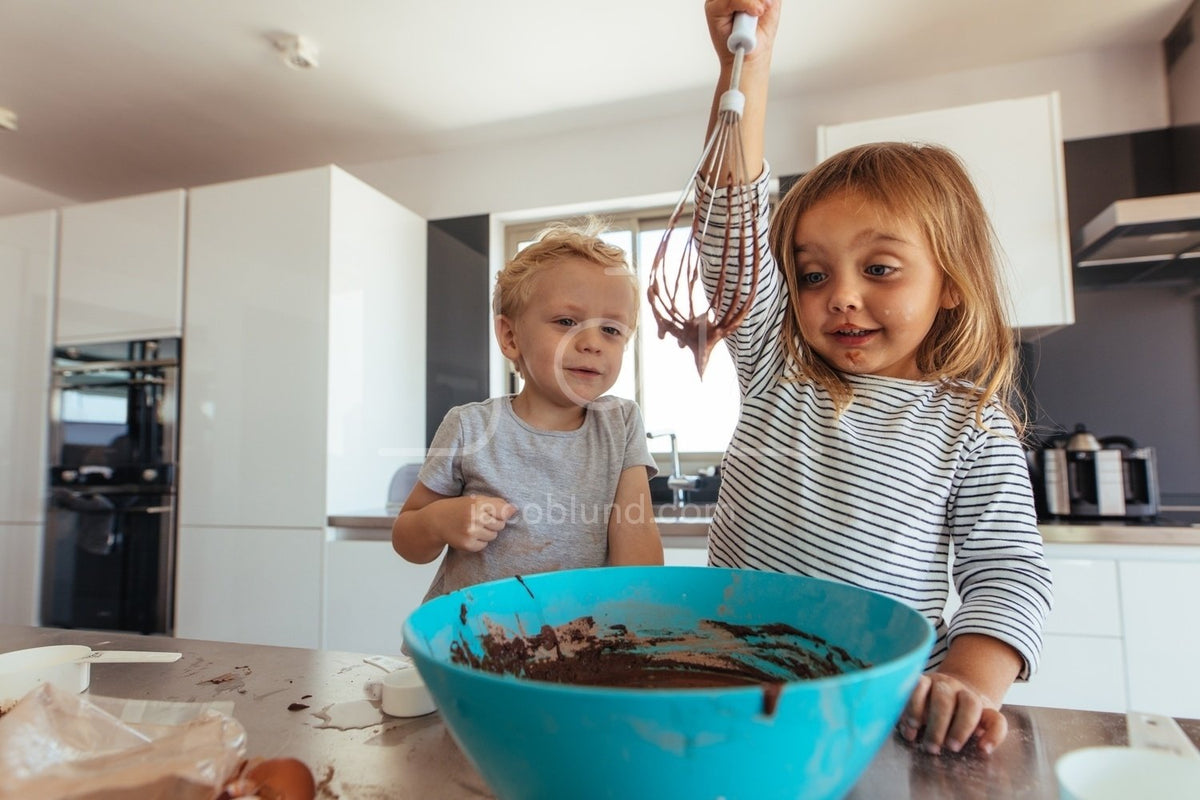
[495,257,635,408]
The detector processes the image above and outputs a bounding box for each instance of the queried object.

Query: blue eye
[800,271,826,286]
[865,264,895,277]
[556,318,576,328]
[602,325,623,337]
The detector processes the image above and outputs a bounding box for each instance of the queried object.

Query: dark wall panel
[426,216,490,446]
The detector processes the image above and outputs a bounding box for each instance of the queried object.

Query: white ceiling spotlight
[273,33,319,70]
[0,106,17,131]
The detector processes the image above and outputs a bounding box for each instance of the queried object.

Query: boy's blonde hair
[493,218,638,320]
[768,142,1023,434]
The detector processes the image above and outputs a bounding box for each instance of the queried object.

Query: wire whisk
[647,13,762,377]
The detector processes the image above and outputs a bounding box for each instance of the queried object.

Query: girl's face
[495,256,634,411]
[791,189,959,380]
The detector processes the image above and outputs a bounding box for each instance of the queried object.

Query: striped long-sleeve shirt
[696,164,1053,678]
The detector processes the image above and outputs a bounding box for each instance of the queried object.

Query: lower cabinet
[1120,560,1200,718]
[320,539,714,653]
[174,526,324,648]
[664,546,709,566]
[1006,556,1125,711]
[0,524,41,626]
[323,538,440,654]
[999,547,1200,718]
[1006,634,1127,712]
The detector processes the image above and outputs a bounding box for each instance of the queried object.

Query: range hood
[1076,192,1200,268]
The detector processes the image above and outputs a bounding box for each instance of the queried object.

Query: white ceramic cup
[1056,746,1200,800]
[380,666,436,717]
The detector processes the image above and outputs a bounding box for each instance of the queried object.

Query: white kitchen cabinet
[56,189,185,345]
[1007,634,1127,712]
[1004,558,1126,712]
[0,210,57,625]
[1120,560,1200,718]
[817,94,1074,338]
[0,211,56,525]
[175,165,426,647]
[323,537,442,654]
[175,525,323,648]
[0,524,42,626]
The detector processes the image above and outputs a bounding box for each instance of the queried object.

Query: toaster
[1031,426,1160,521]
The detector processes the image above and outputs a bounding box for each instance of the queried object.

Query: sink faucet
[646,431,698,506]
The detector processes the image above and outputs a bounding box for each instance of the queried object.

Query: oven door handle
[79,465,115,480]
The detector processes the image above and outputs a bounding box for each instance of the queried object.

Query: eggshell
[245,757,315,800]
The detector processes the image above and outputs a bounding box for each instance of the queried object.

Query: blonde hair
[769,142,1024,435]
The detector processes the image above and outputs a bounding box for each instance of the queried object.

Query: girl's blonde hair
[493,218,637,320]
[768,142,1024,435]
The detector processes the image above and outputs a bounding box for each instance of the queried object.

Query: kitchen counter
[2,624,1197,799]
[328,508,1200,547]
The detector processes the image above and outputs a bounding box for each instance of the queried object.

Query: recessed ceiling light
[0,106,17,132]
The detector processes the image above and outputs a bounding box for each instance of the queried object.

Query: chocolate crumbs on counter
[288,702,310,711]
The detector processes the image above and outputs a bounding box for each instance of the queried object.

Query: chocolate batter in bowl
[404,566,934,800]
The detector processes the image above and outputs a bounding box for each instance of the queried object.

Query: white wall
[347,44,1169,221]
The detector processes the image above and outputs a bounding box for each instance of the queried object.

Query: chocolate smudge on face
[449,614,870,692]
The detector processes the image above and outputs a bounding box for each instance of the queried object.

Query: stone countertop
[327,508,1200,547]
[3,624,1197,800]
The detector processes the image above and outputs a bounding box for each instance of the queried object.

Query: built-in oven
[41,338,180,634]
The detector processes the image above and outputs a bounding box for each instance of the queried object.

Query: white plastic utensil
[0,644,182,706]
[70,649,183,664]
[1127,710,1200,759]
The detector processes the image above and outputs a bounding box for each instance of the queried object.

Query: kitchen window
[504,209,742,464]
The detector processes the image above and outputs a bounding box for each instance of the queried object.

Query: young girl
[393,221,664,603]
[692,0,1052,757]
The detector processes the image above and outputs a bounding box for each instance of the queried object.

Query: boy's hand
[437,495,517,553]
[897,671,1008,757]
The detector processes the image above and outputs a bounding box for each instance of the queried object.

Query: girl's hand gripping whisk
[647,12,762,376]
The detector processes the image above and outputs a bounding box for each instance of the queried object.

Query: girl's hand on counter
[896,633,1023,756]
[898,672,1007,756]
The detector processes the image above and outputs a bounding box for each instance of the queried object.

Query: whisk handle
[727,12,758,54]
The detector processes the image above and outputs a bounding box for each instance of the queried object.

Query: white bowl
[0,645,92,709]
[1056,746,1200,800]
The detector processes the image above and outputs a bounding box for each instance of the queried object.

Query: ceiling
[0,0,1190,204]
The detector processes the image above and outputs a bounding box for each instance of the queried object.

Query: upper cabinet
[57,189,186,345]
[178,165,427,530]
[818,93,1074,339]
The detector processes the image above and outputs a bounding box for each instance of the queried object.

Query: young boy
[392,220,664,601]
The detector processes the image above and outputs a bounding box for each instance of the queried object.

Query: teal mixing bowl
[403,566,934,800]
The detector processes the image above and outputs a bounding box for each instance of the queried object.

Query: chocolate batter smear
[448,613,870,704]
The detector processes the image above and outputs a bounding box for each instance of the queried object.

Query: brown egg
[243,757,316,800]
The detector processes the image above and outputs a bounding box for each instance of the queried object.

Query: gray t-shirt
[418,395,657,601]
